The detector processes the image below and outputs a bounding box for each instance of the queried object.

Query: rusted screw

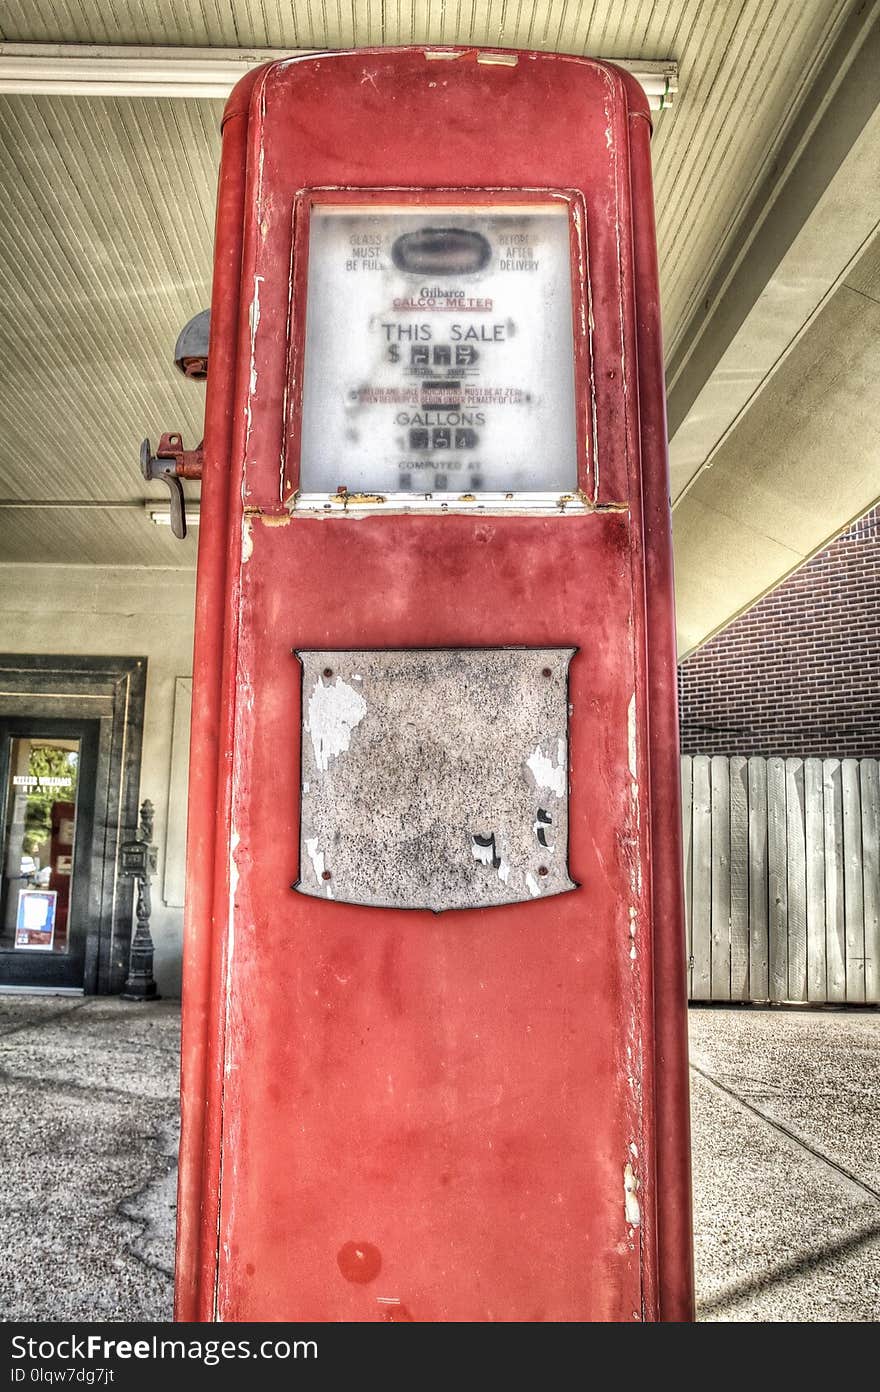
[542,667,552,678]
[538,865,549,877]
[321,869,332,881]
[323,667,333,678]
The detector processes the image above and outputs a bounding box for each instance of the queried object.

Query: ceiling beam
[0,42,677,110]
[666,0,880,657]
[672,225,880,658]
[666,0,880,504]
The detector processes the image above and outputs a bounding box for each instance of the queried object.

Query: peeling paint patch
[229,832,240,901]
[306,676,367,772]
[249,277,262,336]
[472,834,500,867]
[627,694,637,778]
[248,275,264,396]
[624,1162,641,1227]
[304,837,324,879]
[525,871,542,898]
[526,739,566,798]
[227,831,240,962]
[241,517,254,563]
[290,491,607,518]
[305,836,333,898]
[534,807,553,849]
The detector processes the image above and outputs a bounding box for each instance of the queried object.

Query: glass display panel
[298,202,579,496]
[1,737,80,954]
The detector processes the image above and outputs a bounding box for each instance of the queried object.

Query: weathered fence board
[683,754,880,1005]
[842,759,865,1003]
[710,756,731,1000]
[730,756,749,1001]
[862,759,880,1003]
[691,755,712,1001]
[748,757,769,1000]
[786,759,807,1003]
[804,758,826,1001]
[767,756,788,1003]
[681,756,693,999]
[824,759,846,1004]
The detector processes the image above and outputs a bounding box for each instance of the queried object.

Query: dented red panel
[176,47,693,1323]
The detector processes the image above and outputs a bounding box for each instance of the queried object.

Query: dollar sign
[387,344,400,363]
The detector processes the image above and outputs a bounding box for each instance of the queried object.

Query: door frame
[0,655,147,993]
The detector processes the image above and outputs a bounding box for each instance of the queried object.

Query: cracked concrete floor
[0,997,877,1321]
[688,1006,880,1322]
[0,997,178,1322]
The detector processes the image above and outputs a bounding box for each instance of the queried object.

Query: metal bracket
[140,432,204,539]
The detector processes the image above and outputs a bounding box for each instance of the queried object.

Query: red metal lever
[140,434,204,539]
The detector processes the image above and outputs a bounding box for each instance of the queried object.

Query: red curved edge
[604,60,652,124]
[174,103,249,1322]
[627,109,696,1322]
[222,46,653,128]
[223,63,273,126]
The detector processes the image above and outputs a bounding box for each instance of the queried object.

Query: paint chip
[526,739,566,798]
[624,1162,641,1227]
[306,677,367,772]
[627,694,637,778]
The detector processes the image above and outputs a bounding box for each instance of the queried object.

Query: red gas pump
[176,46,693,1323]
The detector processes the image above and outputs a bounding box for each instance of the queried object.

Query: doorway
[0,719,99,990]
[0,654,147,994]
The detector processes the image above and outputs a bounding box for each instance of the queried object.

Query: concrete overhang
[669,0,880,656]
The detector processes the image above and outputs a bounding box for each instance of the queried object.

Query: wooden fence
[681,756,879,1004]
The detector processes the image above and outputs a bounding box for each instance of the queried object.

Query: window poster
[15,889,57,951]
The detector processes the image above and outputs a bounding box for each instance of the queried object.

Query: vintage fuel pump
[173,47,693,1322]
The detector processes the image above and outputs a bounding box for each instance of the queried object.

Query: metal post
[121,799,160,1002]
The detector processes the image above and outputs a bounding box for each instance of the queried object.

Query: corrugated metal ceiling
[0,1,857,565]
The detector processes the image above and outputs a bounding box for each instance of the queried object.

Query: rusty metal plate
[295,648,576,912]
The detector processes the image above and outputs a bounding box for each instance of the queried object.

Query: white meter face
[297,201,579,498]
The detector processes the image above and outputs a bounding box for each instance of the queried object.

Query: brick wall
[678,506,880,757]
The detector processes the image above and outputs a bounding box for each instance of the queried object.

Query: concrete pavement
[688,1006,880,1321]
[0,996,877,1321]
[0,996,178,1321]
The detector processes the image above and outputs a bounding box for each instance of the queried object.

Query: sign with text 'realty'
[298,201,579,497]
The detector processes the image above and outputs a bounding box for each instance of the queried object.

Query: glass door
[0,719,98,990]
